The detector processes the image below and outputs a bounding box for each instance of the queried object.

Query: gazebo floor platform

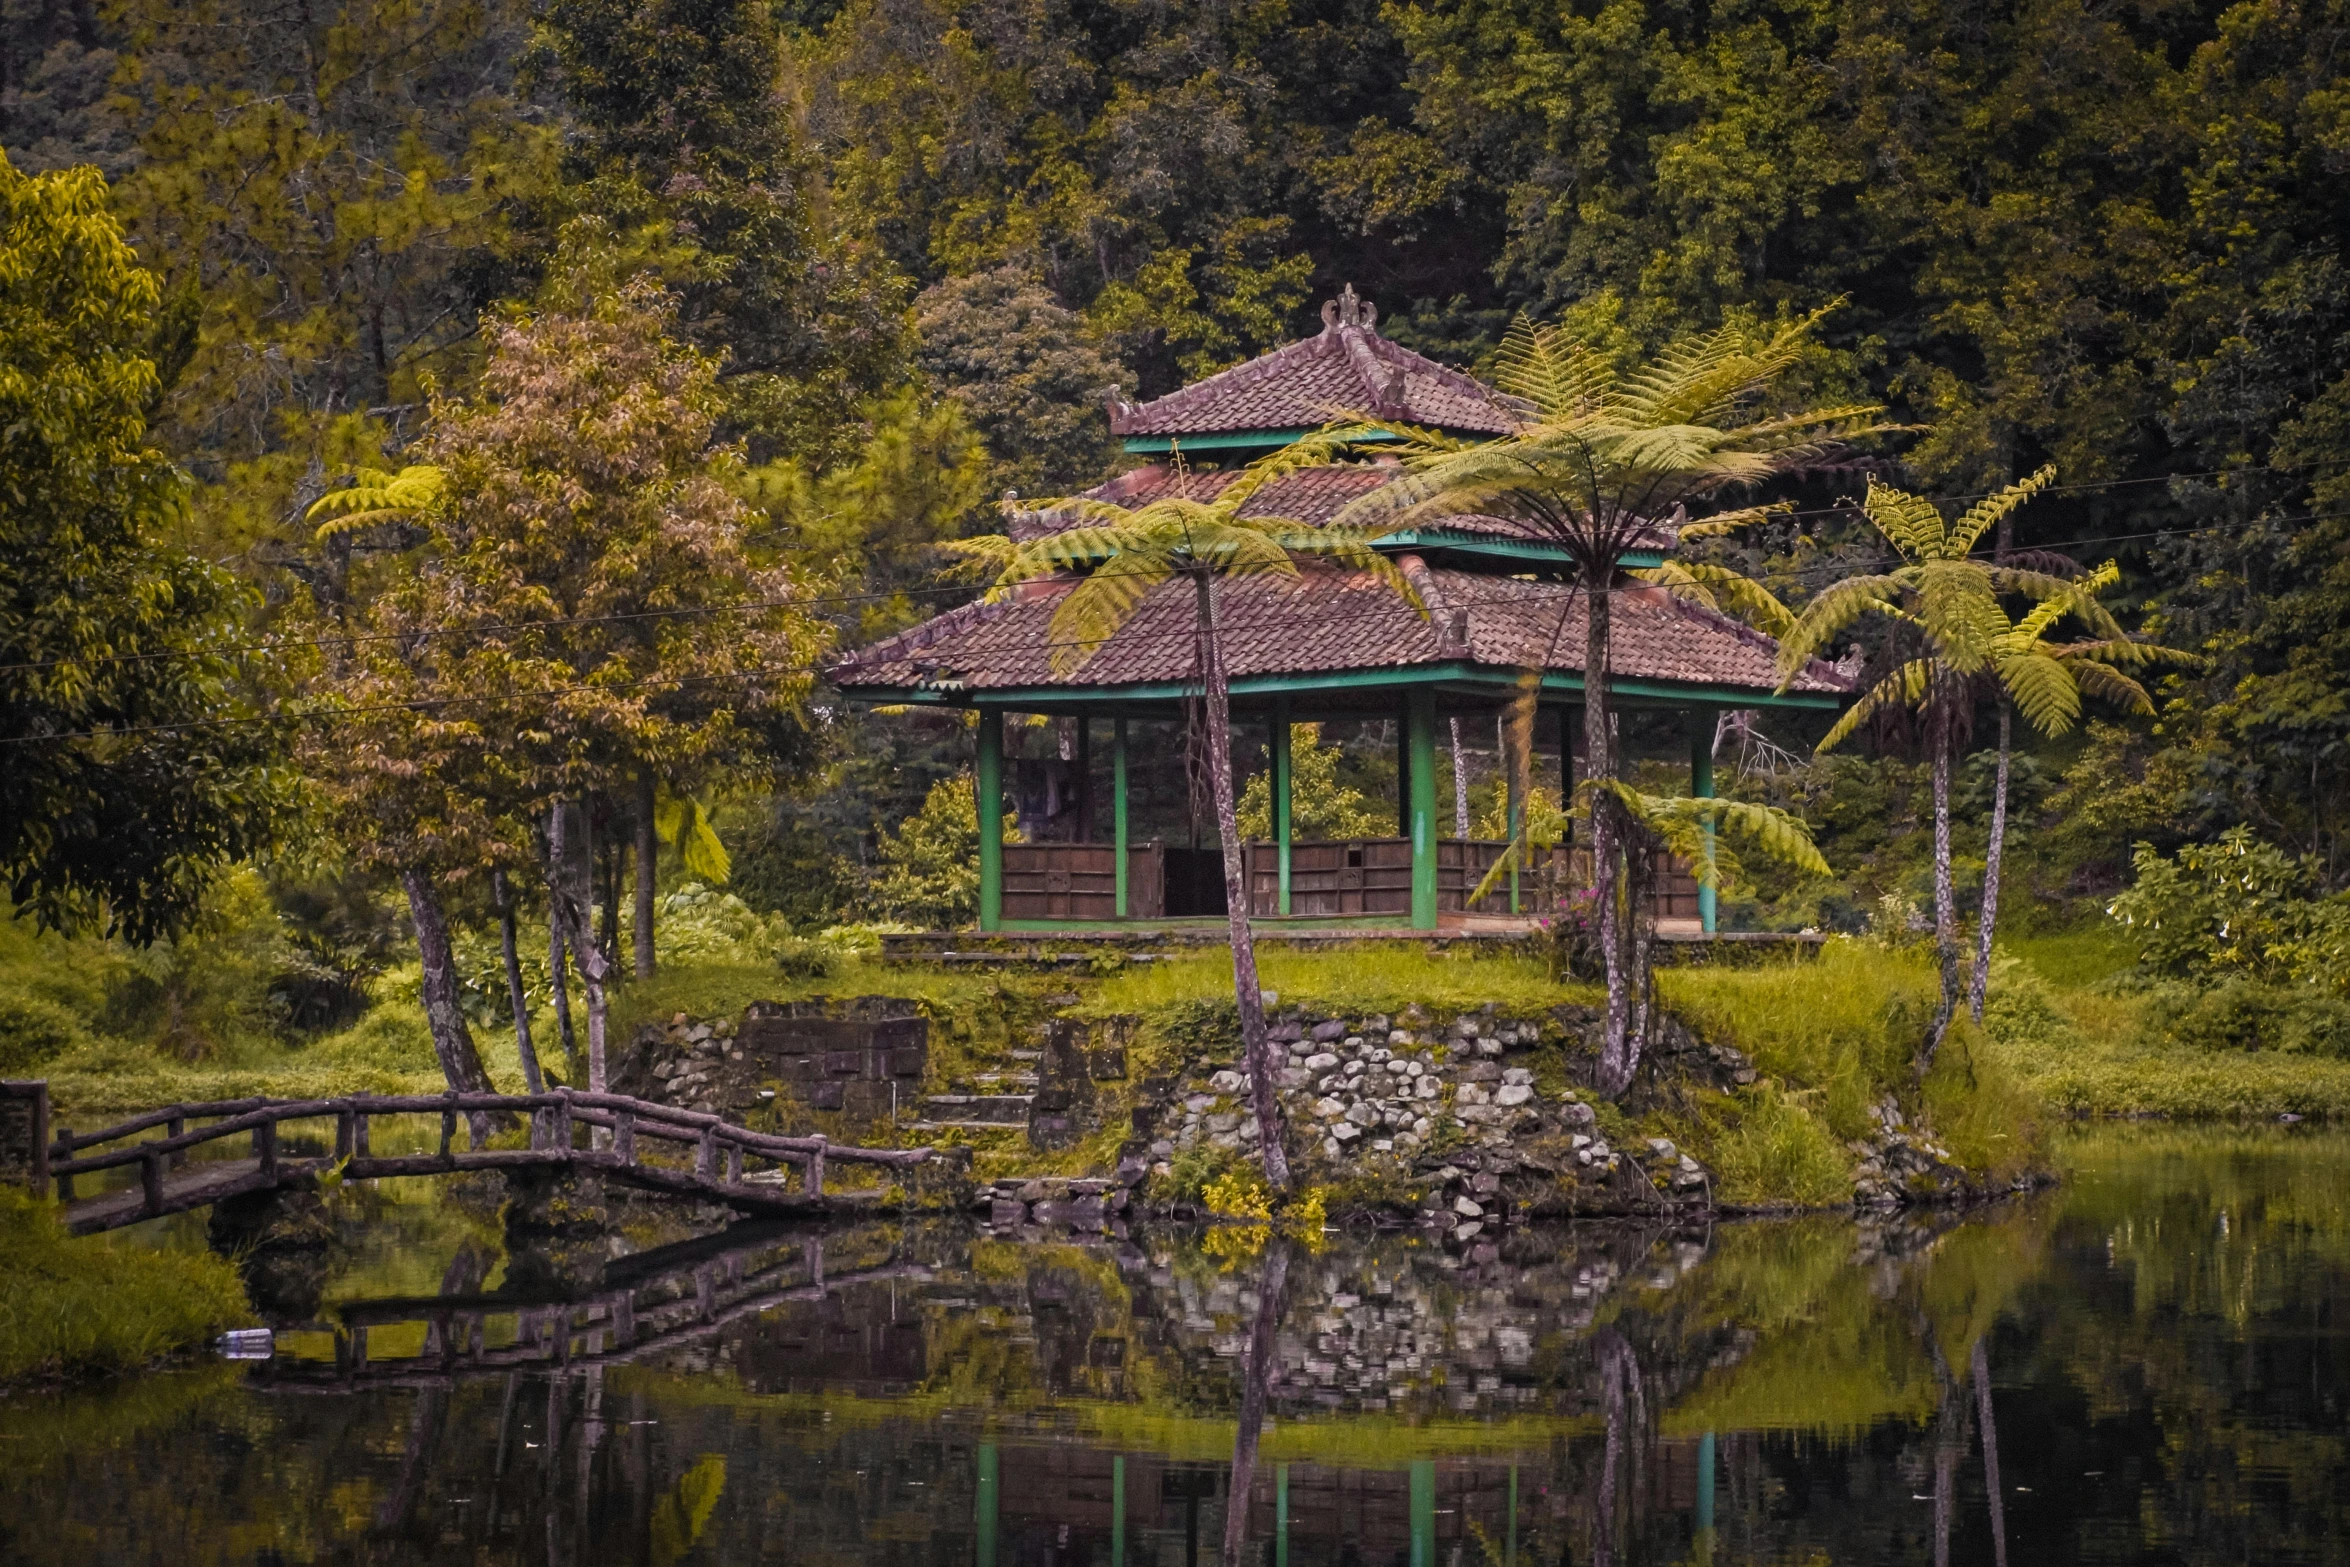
[878,922,1823,966]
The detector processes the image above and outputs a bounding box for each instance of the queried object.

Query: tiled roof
[1106,288,1526,439]
[829,561,1853,699]
[1013,463,1673,552]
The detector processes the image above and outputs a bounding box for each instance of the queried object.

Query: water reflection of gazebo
[829,290,1850,934]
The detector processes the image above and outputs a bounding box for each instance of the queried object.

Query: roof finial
[1321,283,1378,333]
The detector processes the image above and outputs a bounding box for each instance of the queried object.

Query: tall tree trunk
[1194,570,1290,1193]
[1220,1241,1289,1567]
[400,868,496,1146]
[633,771,656,979]
[1592,1329,1643,1567]
[493,869,545,1094]
[1973,1338,2010,1567]
[1969,700,2013,1022]
[1585,572,1640,1100]
[1451,717,1471,837]
[549,800,611,1097]
[1920,720,1960,1077]
[549,915,578,1069]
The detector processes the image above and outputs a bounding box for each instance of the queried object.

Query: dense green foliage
[0,1189,252,1380]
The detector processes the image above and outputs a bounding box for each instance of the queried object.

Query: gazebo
[829,289,1852,935]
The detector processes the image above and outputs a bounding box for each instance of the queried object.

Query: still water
[5,1125,2348,1565]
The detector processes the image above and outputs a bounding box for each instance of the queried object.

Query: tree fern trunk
[493,868,544,1094]
[1969,700,2012,1022]
[1451,717,1470,837]
[1195,570,1291,1193]
[1921,722,1960,1076]
[1585,573,1639,1100]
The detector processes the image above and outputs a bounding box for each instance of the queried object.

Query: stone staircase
[914,1048,1041,1133]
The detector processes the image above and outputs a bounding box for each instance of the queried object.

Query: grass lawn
[0,1189,253,1382]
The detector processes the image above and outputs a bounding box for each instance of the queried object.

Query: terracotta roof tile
[1106,305,1525,440]
[1014,464,1672,551]
[830,564,1852,699]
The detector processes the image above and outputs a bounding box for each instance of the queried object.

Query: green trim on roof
[1120,428,1399,454]
[842,661,1842,712]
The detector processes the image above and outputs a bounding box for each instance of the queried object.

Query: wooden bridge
[40,1088,936,1235]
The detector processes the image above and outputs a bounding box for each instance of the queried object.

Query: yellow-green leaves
[306,466,447,540]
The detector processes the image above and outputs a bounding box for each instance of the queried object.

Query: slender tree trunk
[1593,1329,1642,1567]
[1194,570,1290,1193]
[550,915,577,1068]
[1451,717,1471,837]
[1585,572,1641,1100]
[400,868,496,1146]
[1220,1242,1289,1567]
[549,800,611,1097]
[633,771,656,979]
[1969,700,2013,1022]
[493,869,545,1094]
[1921,721,1960,1077]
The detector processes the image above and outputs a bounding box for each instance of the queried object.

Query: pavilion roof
[828,559,1853,703]
[1013,464,1676,554]
[1106,287,1526,441]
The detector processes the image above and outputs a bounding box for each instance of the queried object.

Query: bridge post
[552,1095,572,1153]
[695,1126,716,1180]
[439,1098,456,1160]
[615,1112,636,1165]
[167,1115,185,1170]
[803,1135,827,1197]
[256,1119,278,1177]
[335,1110,354,1161]
[725,1144,742,1186]
[140,1146,163,1217]
[54,1125,71,1200]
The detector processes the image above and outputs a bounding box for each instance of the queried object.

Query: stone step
[1006,1049,1043,1061]
[910,1120,1031,1134]
[922,1094,1034,1125]
[971,1073,1040,1090]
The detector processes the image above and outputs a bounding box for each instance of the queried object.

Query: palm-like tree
[990,452,1423,1192]
[1781,468,2117,1068]
[1325,313,1892,1099]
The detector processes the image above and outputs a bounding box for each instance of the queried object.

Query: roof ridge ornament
[1319,283,1378,334]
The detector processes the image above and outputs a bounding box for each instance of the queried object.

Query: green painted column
[1696,1430,1717,1565]
[1687,709,1717,933]
[976,1443,999,1567]
[1506,746,1523,915]
[1409,1459,1436,1567]
[1275,1463,1290,1567]
[1113,716,1130,919]
[1113,1455,1127,1567]
[977,710,1005,931]
[1407,689,1439,929]
[1272,701,1293,916]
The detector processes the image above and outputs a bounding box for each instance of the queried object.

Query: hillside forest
[2,0,2348,1117]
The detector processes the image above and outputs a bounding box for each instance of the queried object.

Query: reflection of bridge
[40,1088,933,1234]
[250,1224,932,1392]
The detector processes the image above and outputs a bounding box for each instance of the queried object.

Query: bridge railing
[43,1088,932,1221]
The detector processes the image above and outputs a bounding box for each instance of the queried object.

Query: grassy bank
[0,1190,253,1382]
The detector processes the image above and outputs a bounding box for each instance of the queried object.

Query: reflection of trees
[374,1244,486,1536]
[1221,1240,1289,1567]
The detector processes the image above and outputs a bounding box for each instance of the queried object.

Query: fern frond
[2064,658,2155,716]
[1634,562,1795,637]
[1948,464,2058,558]
[1045,554,1176,676]
[1818,658,1939,752]
[307,464,446,540]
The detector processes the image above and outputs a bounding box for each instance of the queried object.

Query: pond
[5,1125,2348,1565]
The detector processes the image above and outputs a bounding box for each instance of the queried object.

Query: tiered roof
[1106,285,1525,446]
[829,560,1852,703]
[830,288,1845,708]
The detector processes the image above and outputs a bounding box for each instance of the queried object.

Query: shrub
[2154,980,2350,1057]
[0,989,91,1074]
[866,775,988,928]
[2109,828,2350,992]
[1694,1086,1850,1208]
